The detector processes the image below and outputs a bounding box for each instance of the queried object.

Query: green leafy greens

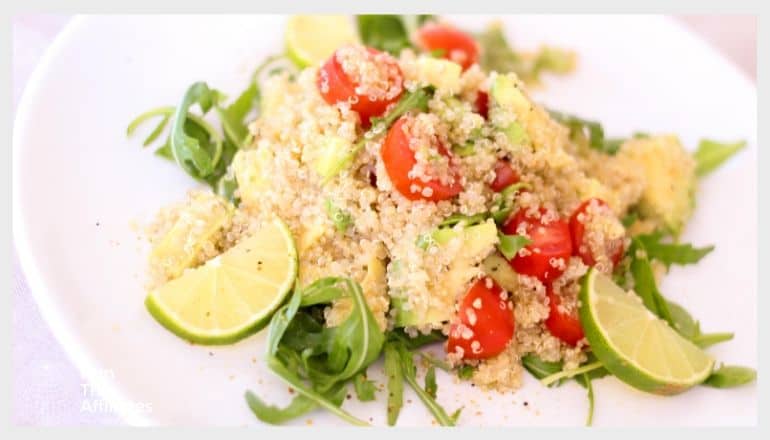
[497,233,530,260]
[635,232,714,269]
[477,23,574,84]
[353,371,378,401]
[245,277,385,426]
[356,15,434,55]
[693,139,746,177]
[324,199,353,233]
[703,365,757,388]
[127,77,260,203]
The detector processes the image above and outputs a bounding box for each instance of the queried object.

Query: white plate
[13,15,757,426]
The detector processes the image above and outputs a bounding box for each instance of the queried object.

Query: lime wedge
[285,15,359,68]
[146,218,298,345]
[579,268,714,395]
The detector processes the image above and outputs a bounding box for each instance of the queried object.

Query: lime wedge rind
[146,218,298,345]
[579,268,714,395]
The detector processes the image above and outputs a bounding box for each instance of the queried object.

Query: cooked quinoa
[143,43,695,393]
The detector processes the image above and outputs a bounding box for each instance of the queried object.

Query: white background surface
[12,14,758,426]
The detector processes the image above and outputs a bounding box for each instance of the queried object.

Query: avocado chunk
[415,57,462,93]
[489,74,536,147]
[490,74,530,115]
[392,220,498,327]
[481,253,519,293]
[619,135,697,236]
[312,135,354,181]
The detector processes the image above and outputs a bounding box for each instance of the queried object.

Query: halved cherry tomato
[381,116,463,202]
[490,160,520,192]
[447,277,515,360]
[569,198,625,269]
[502,207,572,283]
[416,23,479,71]
[474,91,489,119]
[316,47,403,123]
[545,288,584,346]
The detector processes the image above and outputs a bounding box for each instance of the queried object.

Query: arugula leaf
[539,361,605,387]
[692,332,734,349]
[621,211,638,228]
[245,391,317,424]
[665,300,700,339]
[636,232,714,268]
[247,278,385,426]
[477,22,573,84]
[491,182,530,224]
[216,81,259,149]
[457,365,474,380]
[418,351,452,372]
[521,355,567,386]
[449,407,463,425]
[170,82,225,179]
[424,366,438,398]
[384,342,404,426]
[548,110,607,153]
[531,46,576,78]
[666,301,734,348]
[600,137,624,155]
[387,328,446,350]
[573,353,610,388]
[582,373,595,426]
[629,237,674,326]
[497,233,530,260]
[438,212,487,228]
[356,15,411,55]
[324,199,353,233]
[703,365,756,388]
[394,341,458,426]
[477,23,524,74]
[694,139,746,177]
[127,107,170,145]
[353,371,377,402]
[370,87,432,129]
[245,383,346,424]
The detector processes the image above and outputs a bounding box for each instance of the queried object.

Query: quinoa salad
[128,15,755,426]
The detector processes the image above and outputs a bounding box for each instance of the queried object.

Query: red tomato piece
[316,46,403,123]
[416,23,480,71]
[447,277,515,360]
[502,207,573,283]
[568,198,625,269]
[545,288,585,346]
[490,160,520,192]
[474,91,489,119]
[381,116,463,202]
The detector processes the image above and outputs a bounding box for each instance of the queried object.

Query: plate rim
[11,14,756,426]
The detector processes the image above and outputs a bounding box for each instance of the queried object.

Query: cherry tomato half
[447,277,515,360]
[568,198,625,270]
[502,207,573,283]
[416,23,480,71]
[545,287,584,346]
[381,116,463,202]
[490,160,520,192]
[316,46,403,123]
[474,91,489,119]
